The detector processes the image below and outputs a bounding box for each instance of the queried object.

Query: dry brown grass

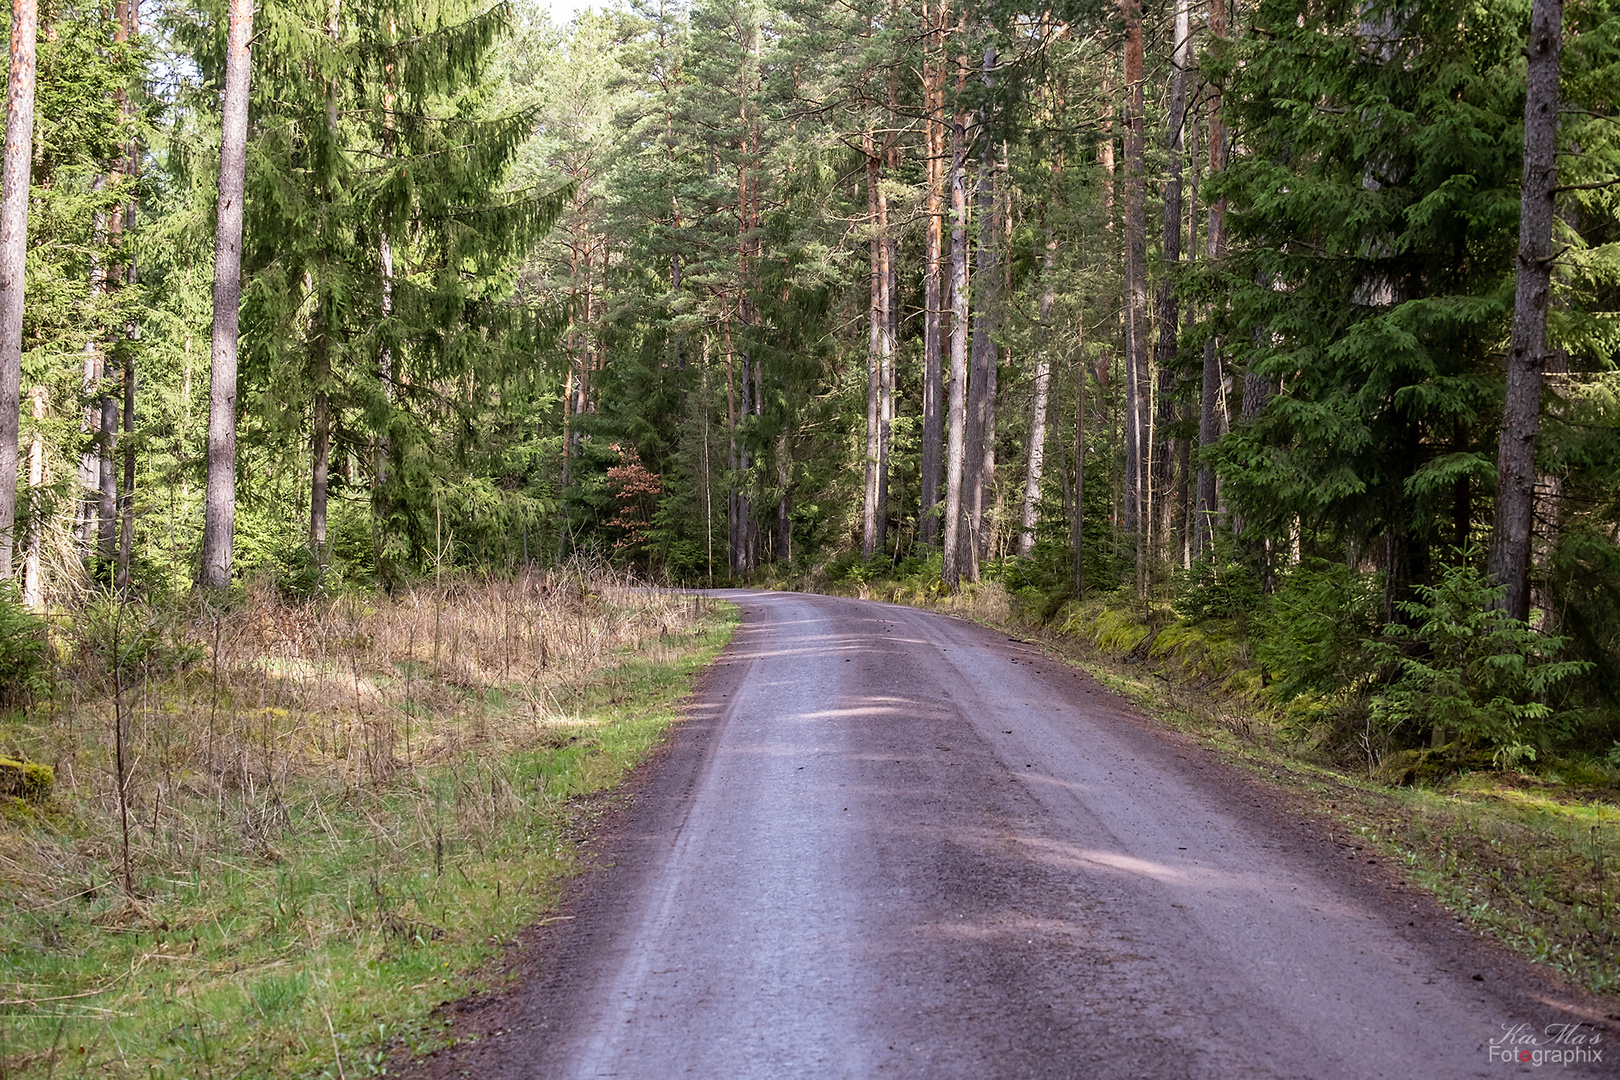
[1,568,712,912]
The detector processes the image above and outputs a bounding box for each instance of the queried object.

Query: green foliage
[0,585,49,705]
[1369,561,1592,764]
[1173,557,1263,625]
[1254,560,1382,699]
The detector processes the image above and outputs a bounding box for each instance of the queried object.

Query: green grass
[0,592,737,1079]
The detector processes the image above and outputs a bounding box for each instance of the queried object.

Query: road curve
[411,590,1613,1079]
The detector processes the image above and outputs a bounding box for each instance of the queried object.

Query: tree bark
[1073,343,1086,596]
[878,163,894,557]
[1487,0,1563,623]
[1018,223,1055,557]
[919,0,946,545]
[941,32,969,588]
[1151,0,1190,567]
[1193,0,1227,562]
[0,0,36,580]
[115,0,140,592]
[200,0,254,589]
[963,46,998,583]
[1122,0,1148,595]
[22,385,42,608]
[863,131,881,559]
[311,335,330,565]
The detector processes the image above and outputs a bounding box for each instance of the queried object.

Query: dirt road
[410,591,1614,1078]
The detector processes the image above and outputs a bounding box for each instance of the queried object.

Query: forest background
[2,0,1620,780]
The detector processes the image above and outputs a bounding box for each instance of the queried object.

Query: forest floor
[815,574,1620,1003]
[0,574,737,1080]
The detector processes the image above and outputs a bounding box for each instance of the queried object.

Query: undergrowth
[0,571,737,1078]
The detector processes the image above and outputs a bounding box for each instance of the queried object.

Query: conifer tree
[201,0,252,589]
[0,0,38,579]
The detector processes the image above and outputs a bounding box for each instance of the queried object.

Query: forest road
[409,590,1615,1080]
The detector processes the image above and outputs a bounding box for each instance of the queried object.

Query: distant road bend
[413,590,1613,1079]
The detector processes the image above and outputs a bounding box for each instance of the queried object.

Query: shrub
[1254,559,1382,698]
[1173,557,1263,624]
[1369,561,1591,766]
[0,584,48,705]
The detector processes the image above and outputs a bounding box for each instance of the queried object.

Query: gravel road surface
[408,590,1615,1079]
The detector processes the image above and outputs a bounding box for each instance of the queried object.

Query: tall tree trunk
[115,0,140,592]
[116,349,135,591]
[99,377,117,562]
[1151,0,1190,568]
[22,385,42,608]
[777,431,791,562]
[941,33,970,588]
[1122,0,1148,595]
[1073,342,1086,596]
[310,333,330,564]
[0,0,35,581]
[200,0,253,589]
[78,228,101,560]
[1488,0,1563,623]
[375,16,396,512]
[723,314,738,574]
[1194,0,1227,562]
[862,131,881,559]
[878,170,894,557]
[310,0,339,573]
[963,46,998,583]
[1019,222,1056,557]
[919,0,946,545]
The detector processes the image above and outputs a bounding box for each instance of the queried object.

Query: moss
[0,755,54,802]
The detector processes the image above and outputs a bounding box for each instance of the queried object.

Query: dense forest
[2,0,1618,764]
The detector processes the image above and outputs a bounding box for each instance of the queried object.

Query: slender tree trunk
[942,35,970,587]
[963,46,998,583]
[725,312,741,579]
[309,0,340,573]
[116,351,135,590]
[0,0,35,581]
[22,385,42,608]
[1122,0,1148,596]
[375,19,396,508]
[1071,308,1087,595]
[877,168,894,557]
[1193,0,1227,561]
[200,0,253,589]
[311,333,330,563]
[115,0,140,593]
[863,132,881,559]
[110,0,139,592]
[777,432,791,562]
[1151,0,1190,568]
[919,0,946,545]
[99,376,117,562]
[78,225,101,559]
[1019,223,1056,557]
[1487,0,1563,623]
[377,231,393,482]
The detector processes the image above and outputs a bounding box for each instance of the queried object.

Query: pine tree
[0,0,38,579]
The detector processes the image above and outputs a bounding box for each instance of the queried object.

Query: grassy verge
[826,573,1620,1000]
[0,576,737,1079]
